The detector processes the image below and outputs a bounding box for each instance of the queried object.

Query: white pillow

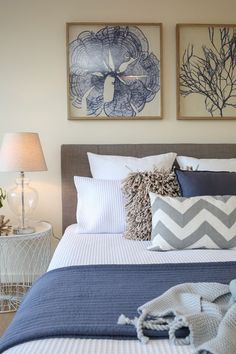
[177,156,236,172]
[74,176,125,233]
[87,152,177,180]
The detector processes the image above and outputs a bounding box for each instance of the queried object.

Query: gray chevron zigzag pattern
[149,193,236,251]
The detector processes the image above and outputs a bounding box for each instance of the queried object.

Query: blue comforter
[1,262,236,353]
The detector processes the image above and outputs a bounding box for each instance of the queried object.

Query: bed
[2,143,236,354]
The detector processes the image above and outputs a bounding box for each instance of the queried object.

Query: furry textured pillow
[122,169,180,240]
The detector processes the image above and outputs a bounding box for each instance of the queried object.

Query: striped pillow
[74,176,125,233]
[149,193,236,251]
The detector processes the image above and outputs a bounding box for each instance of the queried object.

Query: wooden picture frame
[66,23,163,120]
[176,24,236,120]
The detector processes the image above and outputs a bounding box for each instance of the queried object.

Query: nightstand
[0,222,51,314]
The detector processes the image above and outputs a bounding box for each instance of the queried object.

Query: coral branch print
[180,27,236,117]
[69,25,160,118]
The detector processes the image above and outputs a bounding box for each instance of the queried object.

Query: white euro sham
[88,152,177,179]
[177,156,236,172]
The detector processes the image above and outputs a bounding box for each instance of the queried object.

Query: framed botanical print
[177,24,236,119]
[66,23,162,120]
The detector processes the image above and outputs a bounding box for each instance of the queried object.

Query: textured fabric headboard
[61,144,236,231]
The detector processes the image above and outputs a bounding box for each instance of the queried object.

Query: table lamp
[0,132,47,234]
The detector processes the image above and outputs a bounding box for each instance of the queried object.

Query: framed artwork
[177,24,236,120]
[66,23,162,120]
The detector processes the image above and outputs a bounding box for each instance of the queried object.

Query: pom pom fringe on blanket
[118,279,236,354]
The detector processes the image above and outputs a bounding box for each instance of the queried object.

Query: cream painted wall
[0,0,236,244]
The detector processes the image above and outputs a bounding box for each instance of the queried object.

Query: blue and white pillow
[148,193,236,251]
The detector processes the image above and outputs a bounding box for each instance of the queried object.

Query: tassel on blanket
[118,313,149,344]
[136,311,149,344]
[117,314,135,325]
[118,311,170,344]
[118,280,236,353]
[168,317,190,346]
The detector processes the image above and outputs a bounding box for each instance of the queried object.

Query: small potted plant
[0,188,11,235]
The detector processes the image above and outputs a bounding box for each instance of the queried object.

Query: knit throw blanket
[118,280,236,354]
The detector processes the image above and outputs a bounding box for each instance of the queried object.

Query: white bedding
[5,224,236,354]
[49,225,236,270]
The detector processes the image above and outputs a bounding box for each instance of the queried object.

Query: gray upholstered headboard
[61,144,236,231]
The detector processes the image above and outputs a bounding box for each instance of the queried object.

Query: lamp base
[13,227,35,235]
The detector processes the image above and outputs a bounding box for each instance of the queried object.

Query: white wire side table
[0,222,51,313]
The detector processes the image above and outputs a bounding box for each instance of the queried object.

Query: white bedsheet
[49,224,236,270]
[5,224,236,354]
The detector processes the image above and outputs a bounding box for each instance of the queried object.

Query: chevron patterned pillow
[148,193,236,251]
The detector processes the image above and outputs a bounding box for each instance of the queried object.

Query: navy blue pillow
[175,169,236,197]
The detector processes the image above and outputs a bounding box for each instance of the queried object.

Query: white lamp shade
[0,132,47,172]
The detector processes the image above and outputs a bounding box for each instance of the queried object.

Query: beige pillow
[122,169,180,240]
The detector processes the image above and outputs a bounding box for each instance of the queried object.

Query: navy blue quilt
[1,262,236,353]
